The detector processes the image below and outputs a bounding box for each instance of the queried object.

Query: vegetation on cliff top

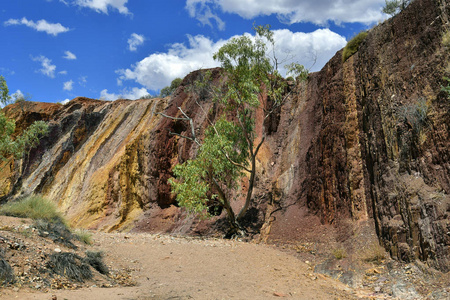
[382,0,413,16]
[342,31,368,63]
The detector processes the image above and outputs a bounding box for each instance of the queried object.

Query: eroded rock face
[1,0,449,271]
[302,0,450,271]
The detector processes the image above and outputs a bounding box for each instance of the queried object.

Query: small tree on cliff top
[163,25,306,236]
[0,76,49,169]
[382,0,412,16]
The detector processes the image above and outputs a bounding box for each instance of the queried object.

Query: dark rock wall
[302,0,450,271]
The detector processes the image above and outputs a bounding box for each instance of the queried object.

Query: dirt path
[3,232,359,300]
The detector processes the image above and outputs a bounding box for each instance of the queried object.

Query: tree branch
[158,107,201,146]
[156,112,189,122]
[263,91,291,120]
[220,149,252,173]
[169,131,199,145]
[254,136,265,156]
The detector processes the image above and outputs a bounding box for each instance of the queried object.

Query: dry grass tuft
[332,247,347,260]
[361,242,386,264]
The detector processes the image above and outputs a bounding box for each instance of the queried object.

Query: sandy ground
[1,231,359,300]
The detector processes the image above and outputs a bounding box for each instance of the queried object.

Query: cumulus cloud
[4,17,70,36]
[128,33,145,51]
[32,55,57,78]
[74,0,130,15]
[272,29,347,72]
[117,35,225,91]
[61,98,71,105]
[63,80,74,91]
[11,90,24,101]
[63,50,77,60]
[100,87,149,100]
[117,29,346,91]
[186,0,385,26]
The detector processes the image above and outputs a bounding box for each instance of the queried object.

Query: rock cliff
[1,0,449,271]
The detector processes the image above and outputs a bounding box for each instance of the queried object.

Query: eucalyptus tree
[382,0,412,16]
[0,76,48,169]
[163,25,307,236]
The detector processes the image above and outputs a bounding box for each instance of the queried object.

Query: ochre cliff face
[1,0,449,271]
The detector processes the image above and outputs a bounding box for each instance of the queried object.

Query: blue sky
[0,0,387,104]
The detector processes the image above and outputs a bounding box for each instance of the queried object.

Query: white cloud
[79,76,87,86]
[117,35,225,91]
[59,70,68,75]
[74,0,130,15]
[63,80,74,91]
[63,50,77,60]
[4,17,70,36]
[186,0,225,30]
[117,29,346,91]
[272,29,347,72]
[186,0,385,26]
[12,90,24,101]
[100,87,149,100]
[128,33,145,51]
[61,99,71,105]
[32,55,57,78]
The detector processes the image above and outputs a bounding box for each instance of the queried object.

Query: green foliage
[285,62,309,81]
[342,31,368,63]
[160,77,183,98]
[168,25,303,231]
[75,229,93,245]
[0,76,49,162]
[213,24,280,108]
[169,118,250,217]
[0,113,49,161]
[0,195,65,224]
[0,76,11,106]
[382,0,412,16]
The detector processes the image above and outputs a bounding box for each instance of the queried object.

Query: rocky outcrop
[1,0,449,271]
[303,0,450,271]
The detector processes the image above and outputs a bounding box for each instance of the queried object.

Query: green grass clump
[75,229,93,245]
[342,31,368,63]
[0,195,65,224]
